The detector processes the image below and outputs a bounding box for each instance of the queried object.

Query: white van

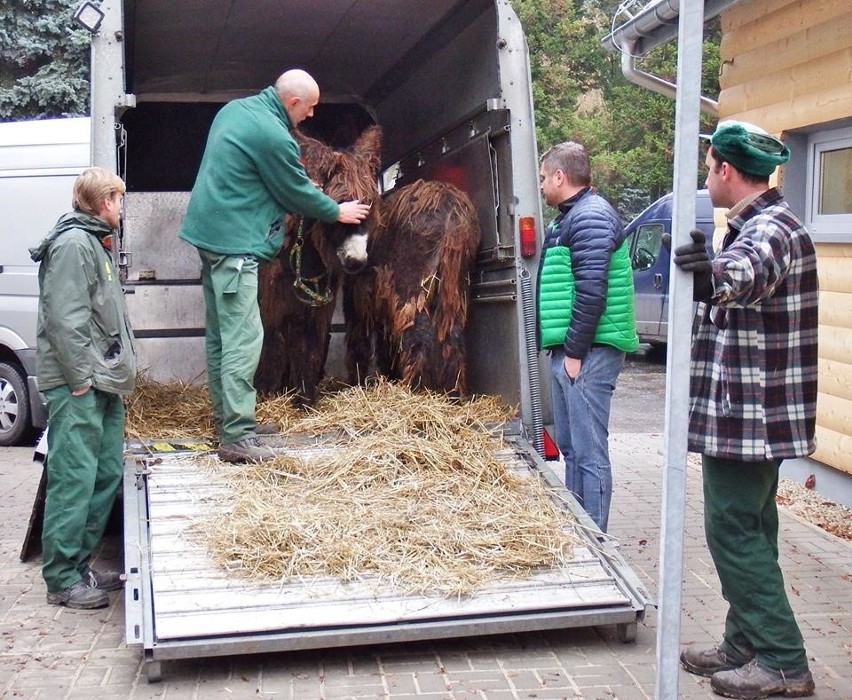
[0,117,91,445]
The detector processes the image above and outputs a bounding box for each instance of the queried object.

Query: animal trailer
[88,1,654,679]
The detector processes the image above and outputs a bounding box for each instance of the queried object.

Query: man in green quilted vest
[536,142,638,532]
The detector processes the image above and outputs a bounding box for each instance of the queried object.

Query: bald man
[179,69,370,463]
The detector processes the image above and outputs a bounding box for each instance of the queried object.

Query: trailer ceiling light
[73,1,105,34]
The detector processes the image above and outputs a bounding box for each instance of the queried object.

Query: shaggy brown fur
[347,179,481,395]
[255,125,382,405]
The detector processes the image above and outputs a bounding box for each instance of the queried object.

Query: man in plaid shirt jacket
[673,121,818,699]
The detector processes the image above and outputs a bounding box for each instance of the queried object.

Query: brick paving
[1,430,850,699]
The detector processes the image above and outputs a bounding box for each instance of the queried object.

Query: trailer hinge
[134,468,150,490]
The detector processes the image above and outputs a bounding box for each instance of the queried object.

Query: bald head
[274,70,320,126]
[275,69,318,100]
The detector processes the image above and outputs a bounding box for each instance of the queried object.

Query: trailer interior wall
[367,0,497,166]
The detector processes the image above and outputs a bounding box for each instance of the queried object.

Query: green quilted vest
[538,241,639,352]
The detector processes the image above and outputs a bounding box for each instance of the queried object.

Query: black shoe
[46,580,109,609]
[218,436,280,463]
[84,567,124,591]
[711,659,815,698]
[681,646,753,677]
[255,422,280,435]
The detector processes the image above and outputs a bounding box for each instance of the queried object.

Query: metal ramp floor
[123,438,651,681]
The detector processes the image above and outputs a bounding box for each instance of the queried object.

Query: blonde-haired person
[71,166,125,217]
[29,166,136,609]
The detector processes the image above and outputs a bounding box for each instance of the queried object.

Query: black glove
[672,229,713,302]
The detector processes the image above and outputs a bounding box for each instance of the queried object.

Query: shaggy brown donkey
[255,125,383,405]
[347,179,481,395]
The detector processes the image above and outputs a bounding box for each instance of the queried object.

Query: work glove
[670,229,713,302]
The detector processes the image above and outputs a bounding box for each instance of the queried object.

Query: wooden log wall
[813,244,852,475]
[719,0,852,133]
[718,0,852,475]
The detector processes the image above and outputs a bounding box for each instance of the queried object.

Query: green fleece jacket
[29,212,137,395]
[179,86,340,261]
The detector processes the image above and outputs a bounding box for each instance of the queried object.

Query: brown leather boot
[680,646,753,677]
[711,659,815,699]
[218,436,280,463]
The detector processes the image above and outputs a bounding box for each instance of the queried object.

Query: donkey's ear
[295,128,337,183]
[294,128,322,152]
[354,125,383,169]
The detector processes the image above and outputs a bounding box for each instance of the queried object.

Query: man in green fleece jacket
[179,69,370,463]
[30,167,136,609]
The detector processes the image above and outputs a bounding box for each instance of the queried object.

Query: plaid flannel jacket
[687,188,819,461]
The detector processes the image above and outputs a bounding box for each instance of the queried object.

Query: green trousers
[41,386,125,592]
[199,249,264,444]
[702,454,808,670]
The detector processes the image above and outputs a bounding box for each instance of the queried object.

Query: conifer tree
[0,0,89,120]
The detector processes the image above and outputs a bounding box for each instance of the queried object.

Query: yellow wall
[719,0,852,475]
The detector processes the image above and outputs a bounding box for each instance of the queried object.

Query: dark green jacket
[179,86,340,261]
[29,212,137,395]
[537,188,639,355]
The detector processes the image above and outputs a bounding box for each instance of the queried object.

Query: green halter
[288,219,334,307]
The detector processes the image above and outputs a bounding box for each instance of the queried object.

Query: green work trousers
[41,386,125,592]
[199,249,264,444]
[702,454,808,670]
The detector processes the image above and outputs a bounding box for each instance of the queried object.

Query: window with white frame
[806,125,852,241]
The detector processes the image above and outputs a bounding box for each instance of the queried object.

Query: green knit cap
[702,120,790,176]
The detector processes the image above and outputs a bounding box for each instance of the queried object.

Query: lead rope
[289,218,334,307]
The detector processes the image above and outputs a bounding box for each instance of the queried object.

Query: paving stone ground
[1,420,850,698]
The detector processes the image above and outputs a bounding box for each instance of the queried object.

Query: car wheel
[0,361,33,446]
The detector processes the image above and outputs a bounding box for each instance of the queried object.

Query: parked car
[625,190,716,347]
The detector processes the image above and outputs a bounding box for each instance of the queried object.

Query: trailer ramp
[124,437,651,682]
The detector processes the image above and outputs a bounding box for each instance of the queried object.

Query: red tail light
[519,216,537,258]
[542,427,559,461]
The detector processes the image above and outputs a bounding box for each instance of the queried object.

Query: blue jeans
[550,345,625,532]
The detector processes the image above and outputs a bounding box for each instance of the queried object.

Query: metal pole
[655,0,705,698]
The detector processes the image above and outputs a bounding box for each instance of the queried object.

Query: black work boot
[681,646,753,677]
[84,567,125,591]
[218,436,280,463]
[711,659,815,699]
[46,580,109,609]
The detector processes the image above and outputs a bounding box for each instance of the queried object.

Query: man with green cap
[673,120,818,698]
